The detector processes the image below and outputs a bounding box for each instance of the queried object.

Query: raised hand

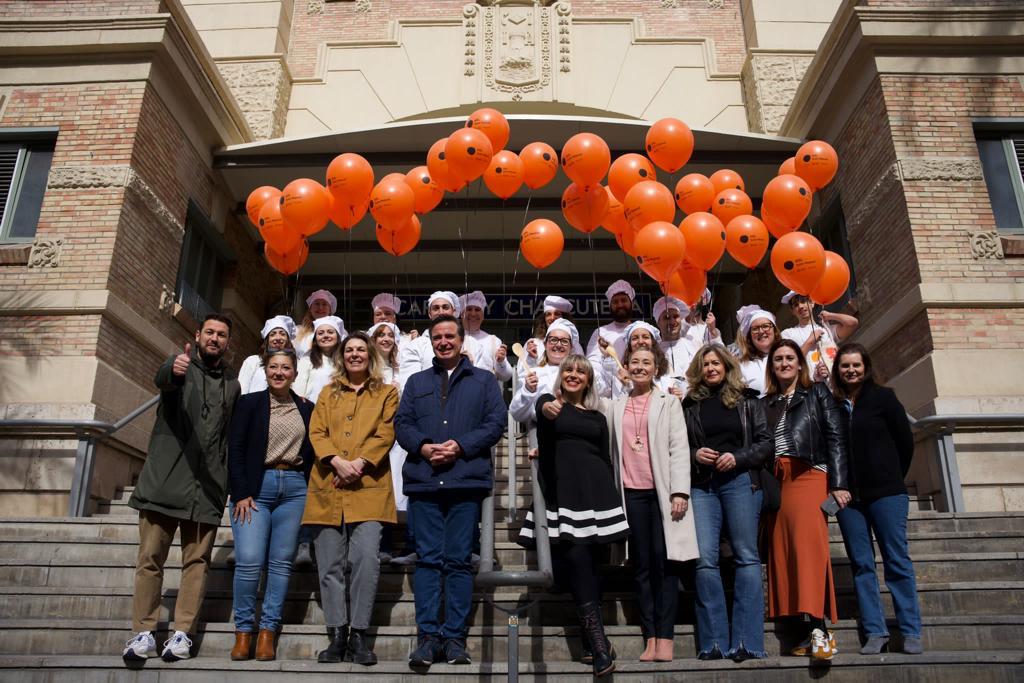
[172,343,192,377]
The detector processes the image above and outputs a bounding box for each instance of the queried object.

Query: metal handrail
[907,411,1024,514]
[0,394,160,516]
[475,367,553,682]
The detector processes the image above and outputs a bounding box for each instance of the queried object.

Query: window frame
[0,128,58,243]
[973,118,1024,235]
[174,201,235,322]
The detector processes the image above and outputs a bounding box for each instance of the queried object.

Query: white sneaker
[122,631,156,661]
[390,552,418,566]
[810,628,835,660]
[161,630,193,661]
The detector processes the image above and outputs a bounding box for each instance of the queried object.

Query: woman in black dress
[519,353,628,677]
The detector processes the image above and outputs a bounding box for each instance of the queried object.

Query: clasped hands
[421,440,462,468]
[695,447,737,472]
[328,455,366,488]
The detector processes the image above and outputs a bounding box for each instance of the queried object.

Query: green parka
[129,349,240,525]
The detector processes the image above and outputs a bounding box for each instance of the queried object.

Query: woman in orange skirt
[763,339,850,660]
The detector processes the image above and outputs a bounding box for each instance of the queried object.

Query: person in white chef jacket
[602,320,675,399]
[370,292,418,347]
[459,291,513,383]
[294,315,346,401]
[779,291,859,383]
[237,315,296,395]
[522,295,581,369]
[294,290,338,359]
[654,296,699,398]
[684,288,723,349]
[733,305,779,397]
[396,291,483,390]
[509,319,584,436]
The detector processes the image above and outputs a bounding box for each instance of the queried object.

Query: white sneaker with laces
[810,628,835,660]
[122,631,156,660]
[161,630,193,661]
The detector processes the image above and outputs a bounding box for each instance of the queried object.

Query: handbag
[758,462,781,513]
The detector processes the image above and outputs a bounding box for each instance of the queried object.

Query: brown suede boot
[255,629,277,661]
[230,631,252,661]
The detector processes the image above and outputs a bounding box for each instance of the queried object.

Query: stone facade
[217,58,292,140]
[742,52,814,134]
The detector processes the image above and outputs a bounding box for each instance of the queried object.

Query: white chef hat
[736,305,776,336]
[652,296,688,323]
[312,315,346,337]
[781,290,798,304]
[605,279,636,303]
[367,321,401,340]
[624,320,662,345]
[545,318,581,355]
[371,293,403,315]
[428,290,460,317]
[306,289,338,314]
[260,315,296,340]
[543,295,573,313]
[462,290,487,311]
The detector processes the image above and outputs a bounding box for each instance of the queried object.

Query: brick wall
[289,0,745,80]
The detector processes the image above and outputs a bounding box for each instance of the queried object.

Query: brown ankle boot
[230,631,252,661]
[255,629,277,661]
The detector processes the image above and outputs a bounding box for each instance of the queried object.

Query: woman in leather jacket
[763,338,850,661]
[683,345,772,662]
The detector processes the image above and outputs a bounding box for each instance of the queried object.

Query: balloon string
[347,228,354,326]
[587,231,602,330]
[705,259,725,345]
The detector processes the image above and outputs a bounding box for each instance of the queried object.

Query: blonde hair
[556,354,602,412]
[370,325,400,370]
[330,332,384,394]
[685,344,747,408]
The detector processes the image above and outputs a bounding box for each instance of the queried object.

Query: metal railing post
[506,371,519,522]
[936,428,966,513]
[68,434,97,517]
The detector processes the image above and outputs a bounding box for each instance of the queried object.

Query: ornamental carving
[159,284,176,314]
[28,238,64,269]
[898,157,983,182]
[970,231,1004,260]
[463,5,479,76]
[307,0,325,15]
[47,165,130,189]
[355,0,371,12]
[473,1,563,101]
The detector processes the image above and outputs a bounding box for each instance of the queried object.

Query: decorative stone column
[741,50,814,134]
[216,57,292,140]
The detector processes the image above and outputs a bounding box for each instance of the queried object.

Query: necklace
[627,389,652,453]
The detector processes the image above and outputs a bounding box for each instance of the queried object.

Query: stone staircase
[1,441,1023,681]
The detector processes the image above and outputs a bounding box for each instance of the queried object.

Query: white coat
[238,354,268,395]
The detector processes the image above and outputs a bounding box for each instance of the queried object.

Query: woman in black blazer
[831,342,922,656]
[227,349,315,662]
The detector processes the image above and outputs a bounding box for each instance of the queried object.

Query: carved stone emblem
[970,231,1005,260]
[28,237,64,269]
[159,284,176,314]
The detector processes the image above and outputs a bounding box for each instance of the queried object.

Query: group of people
[119,278,923,674]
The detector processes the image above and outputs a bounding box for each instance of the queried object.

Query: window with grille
[174,202,235,322]
[975,121,1024,235]
[0,139,55,241]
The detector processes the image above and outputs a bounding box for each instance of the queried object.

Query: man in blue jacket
[396,314,507,669]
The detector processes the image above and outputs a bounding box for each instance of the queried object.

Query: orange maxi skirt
[765,456,838,622]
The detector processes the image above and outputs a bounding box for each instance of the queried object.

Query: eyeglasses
[750,323,774,334]
[546,337,571,349]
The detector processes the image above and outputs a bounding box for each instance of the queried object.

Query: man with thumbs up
[123,314,240,663]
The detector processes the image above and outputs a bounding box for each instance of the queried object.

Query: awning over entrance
[214,115,801,327]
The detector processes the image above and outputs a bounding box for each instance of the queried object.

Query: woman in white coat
[510,319,580,435]
[294,316,345,402]
[238,315,296,394]
[733,305,779,397]
[608,347,697,663]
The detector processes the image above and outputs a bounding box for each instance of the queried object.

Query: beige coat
[609,388,699,562]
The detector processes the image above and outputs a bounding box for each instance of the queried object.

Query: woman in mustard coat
[302,331,399,666]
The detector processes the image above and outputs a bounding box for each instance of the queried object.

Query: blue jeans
[408,490,483,640]
[230,469,307,632]
[837,494,922,638]
[691,470,765,658]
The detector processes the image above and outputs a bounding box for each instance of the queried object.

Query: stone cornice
[780,2,1024,139]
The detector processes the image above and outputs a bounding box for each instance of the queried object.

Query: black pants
[625,488,679,639]
[555,542,604,606]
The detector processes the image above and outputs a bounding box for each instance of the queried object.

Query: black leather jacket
[683,388,773,488]
[764,382,849,491]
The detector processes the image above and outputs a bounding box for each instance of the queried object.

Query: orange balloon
[281,178,330,237]
[608,153,657,202]
[601,186,628,236]
[760,204,794,240]
[725,215,769,269]
[709,169,745,194]
[427,137,466,193]
[258,197,300,253]
[645,118,694,173]
[675,173,715,215]
[369,177,415,229]
[246,186,281,227]
[561,133,610,188]
[795,140,839,189]
[521,219,564,269]
[403,167,444,214]
[771,231,826,296]
[265,240,309,276]
[778,157,796,176]
[616,223,639,257]
[624,180,675,231]
[483,150,524,199]
[520,142,559,189]
[376,215,421,257]
[326,153,374,206]
[445,128,493,182]
[762,174,813,231]
[662,260,707,307]
[634,221,686,282]
[679,212,726,271]
[327,192,368,230]
[562,182,609,234]
[711,188,753,227]
[466,107,510,153]
[810,250,851,305]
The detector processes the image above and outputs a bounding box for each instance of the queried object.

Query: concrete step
[2,650,1023,681]
[3,580,1023,626]
[2,616,1023,662]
